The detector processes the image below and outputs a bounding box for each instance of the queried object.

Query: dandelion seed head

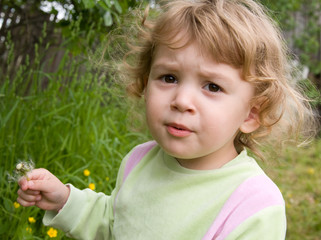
[16,163,23,170]
[8,159,35,182]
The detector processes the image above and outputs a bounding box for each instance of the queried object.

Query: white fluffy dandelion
[7,159,35,182]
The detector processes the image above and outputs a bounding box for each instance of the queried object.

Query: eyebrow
[151,48,243,83]
[199,68,235,83]
[150,60,178,70]
[152,62,235,83]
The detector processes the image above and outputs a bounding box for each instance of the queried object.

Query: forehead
[152,42,213,65]
[151,24,242,72]
[150,1,260,70]
[151,26,215,61]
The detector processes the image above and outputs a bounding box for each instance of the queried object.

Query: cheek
[144,94,156,124]
[144,90,152,113]
[144,84,162,113]
[145,103,160,140]
[203,106,246,133]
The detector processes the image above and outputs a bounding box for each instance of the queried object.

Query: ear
[239,106,260,134]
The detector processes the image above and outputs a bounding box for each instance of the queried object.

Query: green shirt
[43,141,286,239]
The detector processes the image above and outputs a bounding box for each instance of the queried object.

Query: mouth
[166,123,192,137]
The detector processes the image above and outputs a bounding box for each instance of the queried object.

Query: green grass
[1,46,320,239]
[261,141,321,240]
[0,48,148,239]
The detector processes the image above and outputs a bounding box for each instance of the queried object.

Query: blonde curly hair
[120,0,319,159]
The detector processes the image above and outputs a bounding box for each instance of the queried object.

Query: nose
[170,85,196,113]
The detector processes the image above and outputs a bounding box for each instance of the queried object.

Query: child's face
[145,43,258,170]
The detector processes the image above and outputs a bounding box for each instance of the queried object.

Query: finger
[27,177,63,193]
[18,188,40,195]
[16,196,36,207]
[18,177,29,191]
[17,189,41,202]
[17,188,41,199]
[25,189,40,195]
[26,180,49,192]
[26,168,50,181]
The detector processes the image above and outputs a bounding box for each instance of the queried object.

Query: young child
[17,0,318,239]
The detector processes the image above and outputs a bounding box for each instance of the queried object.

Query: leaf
[103,0,112,8]
[98,1,110,10]
[103,11,113,26]
[0,99,19,130]
[114,0,122,14]
[38,103,75,121]
[3,197,14,213]
[82,0,96,9]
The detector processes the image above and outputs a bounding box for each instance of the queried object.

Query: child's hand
[17,168,70,212]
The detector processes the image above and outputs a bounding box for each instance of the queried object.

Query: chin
[164,148,196,160]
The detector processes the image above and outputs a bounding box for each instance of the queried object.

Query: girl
[17,0,318,239]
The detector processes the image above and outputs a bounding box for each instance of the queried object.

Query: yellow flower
[28,217,36,223]
[47,227,58,238]
[26,227,32,233]
[307,167,315,175]
[106,177,110,181]
[13,202,20,209]
[83,169,90,177]
[89,183,95,190]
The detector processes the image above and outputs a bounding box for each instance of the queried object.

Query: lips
[166,123,192,137]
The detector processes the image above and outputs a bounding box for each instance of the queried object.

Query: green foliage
[47,0,147,49]
[261,0,321,74]
[0,37,148,239]
[0,0,148,64]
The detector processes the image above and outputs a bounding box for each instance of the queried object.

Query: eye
[204,83,221,93]
[161,75,177,84]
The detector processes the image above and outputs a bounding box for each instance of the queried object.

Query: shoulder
[204,174,285,239]
[231,174,284,206]
[122,141,158,182]
[221,173,285,223]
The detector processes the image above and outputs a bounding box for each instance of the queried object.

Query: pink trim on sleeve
[122,141,157,182]
[202,174,284,240]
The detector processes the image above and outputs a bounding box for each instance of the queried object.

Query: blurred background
[0,0,320,239]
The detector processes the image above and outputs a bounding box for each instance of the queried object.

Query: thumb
[26,168,50,181]
[26,168,61,193]
[27,179,51,192]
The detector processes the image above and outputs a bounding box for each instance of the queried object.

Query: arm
[17,168,115,240]
[43,184,114,240]
[17,145,136,240]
